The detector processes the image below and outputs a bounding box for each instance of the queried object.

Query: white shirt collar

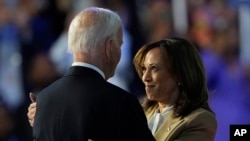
[72,62,105,79]
[161,106,174,116]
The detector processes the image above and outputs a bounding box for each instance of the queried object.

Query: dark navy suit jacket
[33,66,155,141]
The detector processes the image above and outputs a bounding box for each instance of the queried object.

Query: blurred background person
[0,0,250,140]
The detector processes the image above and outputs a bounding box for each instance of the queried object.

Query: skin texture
[105,27,123,78]
[28,93,36,127]
[142,47,179,112]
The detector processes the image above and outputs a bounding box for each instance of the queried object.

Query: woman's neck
[158,103,174,113]
[157,88,179,113]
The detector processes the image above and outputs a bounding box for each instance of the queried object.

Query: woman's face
[142,47,179,104]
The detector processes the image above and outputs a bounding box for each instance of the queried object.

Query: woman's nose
[142,70,152,82]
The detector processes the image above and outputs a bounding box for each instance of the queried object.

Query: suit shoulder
[185,108,217,127]
[186,108,215,119]
[106,81,131,95]
[105,82,140,102]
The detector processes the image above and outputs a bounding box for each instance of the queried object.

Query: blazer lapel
[145,104,158,121]
[154,111,184,141]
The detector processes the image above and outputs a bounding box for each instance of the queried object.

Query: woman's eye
[151,66,157,70]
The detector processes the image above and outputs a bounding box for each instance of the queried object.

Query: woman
[27,37,217,141]
[133,37,217,141]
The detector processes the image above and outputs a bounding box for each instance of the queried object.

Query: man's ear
[105,38,113,59]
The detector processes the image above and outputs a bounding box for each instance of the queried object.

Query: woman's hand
[27,92,37,127]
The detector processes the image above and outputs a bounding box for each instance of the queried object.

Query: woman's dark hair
[133,37,214,117]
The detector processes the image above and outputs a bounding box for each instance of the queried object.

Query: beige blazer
[145,105,217,141]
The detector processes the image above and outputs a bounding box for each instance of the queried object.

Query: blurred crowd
[0,0,249,141]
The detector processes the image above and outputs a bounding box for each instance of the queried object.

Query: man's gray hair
[68,7,122,54]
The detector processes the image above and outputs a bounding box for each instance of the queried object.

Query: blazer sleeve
[116,94,156,141]
[173,111,217,141]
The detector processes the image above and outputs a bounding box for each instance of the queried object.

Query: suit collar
[72,62,105,79]
[65,66,105,80]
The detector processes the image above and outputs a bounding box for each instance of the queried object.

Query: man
[31,7,155,141]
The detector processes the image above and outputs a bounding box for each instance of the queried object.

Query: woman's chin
[146,95,156,101]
